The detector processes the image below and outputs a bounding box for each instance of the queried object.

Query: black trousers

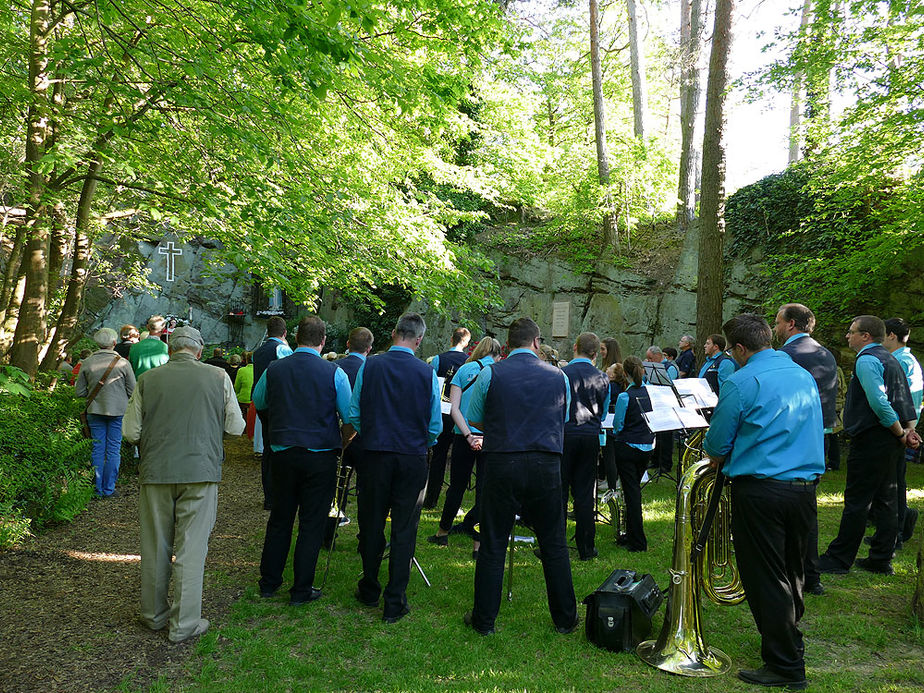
[560,435,599,558]
[260,416,273,510]
[439,434,483,533]
[823,426,902,568]
[258,448,338,600]
[614,442,651,551]
[654,432,673,473]
[731,476,814,679]
[423,415,454,508]
[356,451,428,618]
[472,451,577,632]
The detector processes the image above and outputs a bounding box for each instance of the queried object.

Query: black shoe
[555,616,580,635]
[259,588,277,599]
[615,534,630,546]
[903,508,919,542]
[804,582,825,596]
[354,589,378,607]
[863,535,873,546]
[383,606,410,624]
[449,523,476,538]
[855,557,894,575]
[737,666,807,690]
[579,548,598,561]
[289,587,322,605]
[426,534,448,546]
[463,611,494,636]
[817,554,849,574]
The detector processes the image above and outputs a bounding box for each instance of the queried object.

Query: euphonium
[636,458,744,677]
[679,429,706,477]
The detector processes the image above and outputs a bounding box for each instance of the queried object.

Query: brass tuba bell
[636,458,744,677]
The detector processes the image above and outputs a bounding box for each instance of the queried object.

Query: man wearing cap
[123,326,245,643]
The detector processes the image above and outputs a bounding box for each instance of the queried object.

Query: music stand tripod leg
[506,533,515,601]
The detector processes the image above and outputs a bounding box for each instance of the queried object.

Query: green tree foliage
[0,0,513,372]
[743,0,924,323]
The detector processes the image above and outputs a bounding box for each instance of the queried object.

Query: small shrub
[0,385,93,549]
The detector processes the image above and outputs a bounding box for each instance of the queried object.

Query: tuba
[679,429,706,477]
[636,458,744,677]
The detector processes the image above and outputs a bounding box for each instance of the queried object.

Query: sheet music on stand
[641,384,709,433]
[672,378,718,410]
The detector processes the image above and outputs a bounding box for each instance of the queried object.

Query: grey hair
[680,334,695,346]
[394,312,427,340]
[93,328,118,348]
[646,345,663,357]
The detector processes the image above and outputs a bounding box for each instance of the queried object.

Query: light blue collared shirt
[466,348,571,426]
[854,343,901,428]
[703,349,824,481]
[268,336,294,360]
[449,356,496,434]
[665,362,679,380]
[252,347,352,452]
[699,352,737,388]
[893,346,924,419]
[348,346,443,446]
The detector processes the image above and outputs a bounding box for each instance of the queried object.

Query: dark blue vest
[844,345,916,437]
[265,351,341,450]
[436,349,468,397]
[360,349,433,455]
[252,338,286,395]
[615,385,655,445]
[704,353,735,394]
[482,352,567,454]
[780,336,839,430]
[563,360,610,437]
[338,353,366,388]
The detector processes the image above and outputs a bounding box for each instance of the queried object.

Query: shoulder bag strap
[84,356,122,410]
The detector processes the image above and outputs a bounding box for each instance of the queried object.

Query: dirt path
[0,435,264,693]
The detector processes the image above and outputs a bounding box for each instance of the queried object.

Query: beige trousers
[139,482,218,642]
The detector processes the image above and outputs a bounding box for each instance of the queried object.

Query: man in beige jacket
[123,326,245,643]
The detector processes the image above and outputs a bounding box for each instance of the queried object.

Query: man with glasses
[818,316,919,576]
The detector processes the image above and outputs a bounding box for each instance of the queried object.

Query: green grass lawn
[138,462,924,692]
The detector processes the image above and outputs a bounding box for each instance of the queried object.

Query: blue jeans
[87,414,123,496]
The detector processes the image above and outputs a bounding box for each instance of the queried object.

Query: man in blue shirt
[347,313,442,624]
[699,333,736,393]
[251,316,294,509]
[463,317,577,636]
[252,316,353,606]
[882,317,923,545]
[423,327,471,509]
[819,315,919,577]
[561,332,610,560]
[323,326,374,547]
[775,302,839,597]
[703,313,824,691]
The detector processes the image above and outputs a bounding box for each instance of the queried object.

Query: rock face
[414,223,764,360]
[85,234,268,349]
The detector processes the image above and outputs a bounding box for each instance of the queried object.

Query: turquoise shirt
[893,346,924,419]
[703,349,824,481]
[251,347,352,452]
[698,352,737,389]
[854,343,901,428]
[466,348,571,426]
[348,346,443,446]
[449,356,495,434]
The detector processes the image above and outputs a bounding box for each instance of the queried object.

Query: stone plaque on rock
[552,301,570,338]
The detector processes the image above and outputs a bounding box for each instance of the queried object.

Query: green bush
[0,386,93,548]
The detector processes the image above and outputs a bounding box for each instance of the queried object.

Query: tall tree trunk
[40,167,98,371]
[9,0,53,376]
[0,253,27,355]
[789,0,813,163]
[590,0,618,258]
[676,0,704,230]
[627,0,648,140]
[695,0,734,344]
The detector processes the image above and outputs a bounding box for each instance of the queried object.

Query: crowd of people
[74,306,922,689]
